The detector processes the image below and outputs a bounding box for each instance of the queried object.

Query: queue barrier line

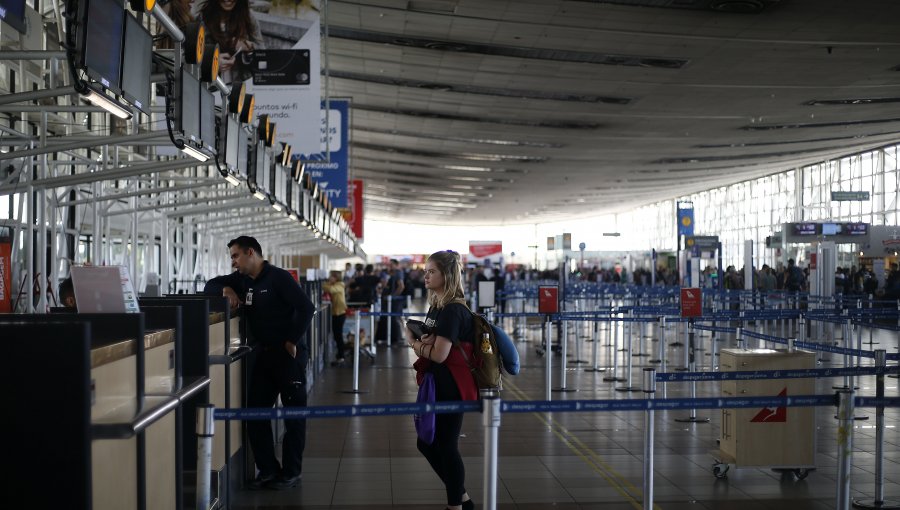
[656,365,899,383]
[212,395,900,422]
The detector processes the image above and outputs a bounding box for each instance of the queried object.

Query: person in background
[59,276,77,309]
[408,250,476,510]
[203,236,315,490]
[323,270,348,365]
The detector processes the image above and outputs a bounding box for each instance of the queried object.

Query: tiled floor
[231,301,899,509]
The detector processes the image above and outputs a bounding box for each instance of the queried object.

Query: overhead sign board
[831,191,870,201]
[685,235,719,251]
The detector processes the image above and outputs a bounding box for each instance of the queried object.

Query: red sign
[348,179,364,240]
[680,287,702,317]
[286,269,300,282]
[809,253,817,270]
[0,235,11,312]
[538,285,559,314]
[468,240,502,259]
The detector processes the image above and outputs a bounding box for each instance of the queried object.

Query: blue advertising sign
[297,99,350,208]
[677,202,694,237]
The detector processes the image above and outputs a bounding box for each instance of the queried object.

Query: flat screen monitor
[253,142,267,192]
[79,0,125,93]
[224,116,240,171]
[275,165,285,204]
[236,126,249,178]
[821,223,841,236]
[71,266,127,313]
[844,223,868,236]
[199,85,216,153]
[179,69,200,143]
[120,13,152,113]
[792,223,818,236]
[0,0,27,33]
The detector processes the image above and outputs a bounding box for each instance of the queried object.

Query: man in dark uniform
[204,236,316,490]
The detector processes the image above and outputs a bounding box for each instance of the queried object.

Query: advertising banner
[245,3,322,155]
[298,99,350,208]
[677,202,695,237]
[0,230,11,313]
[348,179,364,240]
[469,240,502,260]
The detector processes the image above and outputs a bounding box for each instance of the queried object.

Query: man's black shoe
[267,474,301,490]
[247,473,277,490]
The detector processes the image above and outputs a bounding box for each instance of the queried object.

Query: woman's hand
[219,52,236,72]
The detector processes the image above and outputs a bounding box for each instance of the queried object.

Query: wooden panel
[145,413,177,510]
[92,438,138,510]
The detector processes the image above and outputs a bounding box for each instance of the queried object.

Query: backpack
[456,310,520,391]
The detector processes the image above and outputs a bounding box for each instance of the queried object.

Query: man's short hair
[390,258,399,265]
[228,236,263,256]
[364,264,374,274]
[59,276,75,307]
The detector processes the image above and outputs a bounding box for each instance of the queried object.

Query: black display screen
[120,13,152,112]
[844,223,868,235]
[0,0,27,33]
[792,223,819,236]
[199,85,216,153]
[821,223,841,236]
[179,69,200,142]
[225,116,240,171]
[236,126,248,178]
[253,142,267,191]
[82,0,125,92]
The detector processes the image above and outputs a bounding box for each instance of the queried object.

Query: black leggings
[332,314,346,358]
[417,411,466,506]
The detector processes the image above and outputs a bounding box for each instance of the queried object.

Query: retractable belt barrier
[657,365,899,383]
[211,394,899,422]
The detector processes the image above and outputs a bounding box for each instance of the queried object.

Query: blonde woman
[407,250,476,510]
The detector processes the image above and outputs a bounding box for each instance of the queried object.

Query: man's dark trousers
[247,345,307,478]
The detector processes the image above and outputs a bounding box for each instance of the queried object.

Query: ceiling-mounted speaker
[182,21,206,65]
[200,43,220,82]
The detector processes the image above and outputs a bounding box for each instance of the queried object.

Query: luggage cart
[711,348,817,480]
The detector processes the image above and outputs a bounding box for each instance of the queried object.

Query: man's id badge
[245,288,254,306]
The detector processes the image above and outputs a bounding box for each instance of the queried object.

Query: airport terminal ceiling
[323,0,900,224]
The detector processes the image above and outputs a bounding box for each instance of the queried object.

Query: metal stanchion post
[545,316,553,400]
[554,315,575,391]
[799,316,806,344]
[344,310,367,394]
[387,296,393,346]
[681,319,689,370]
[604,314,624,382]
[586,317,604,372]
[675,320,709,423]
[853,350,899,509]
[482,388,501,510]
[650,316,664,364]
[369,303,376,354]
[736,326,744,350]
[836,389,855,510]
[573,300,587,364]
[643,368,656,510]
[616,311,638,391]
[196,404,214,510]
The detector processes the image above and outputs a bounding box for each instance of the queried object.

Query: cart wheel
[793,468,809,480]
[712,462,729,479]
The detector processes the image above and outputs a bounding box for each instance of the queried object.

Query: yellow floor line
[504,380,662,510]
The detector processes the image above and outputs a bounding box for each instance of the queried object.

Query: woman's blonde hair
[427,250,466,309]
